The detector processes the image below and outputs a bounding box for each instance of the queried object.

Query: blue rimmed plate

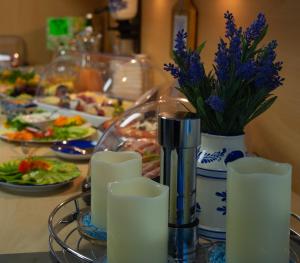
[51,140,97,161]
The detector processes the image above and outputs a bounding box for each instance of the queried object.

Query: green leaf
[215,112,223,127]
[248,96,277,122]
[196,41,206,54]
[196,97,207,117]
[249,25,268,54]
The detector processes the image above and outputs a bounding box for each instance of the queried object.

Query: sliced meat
[142,144,160,154]
[142,160,160,174]
[144,166,160,179]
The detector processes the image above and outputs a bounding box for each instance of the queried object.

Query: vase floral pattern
[196,133,246,240]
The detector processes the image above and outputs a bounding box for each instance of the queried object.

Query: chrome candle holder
[158,111,201,262]
[48,193,300,263]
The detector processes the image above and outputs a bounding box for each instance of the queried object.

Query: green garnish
[0,158,80,185]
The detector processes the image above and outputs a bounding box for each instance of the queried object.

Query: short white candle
[226,157,292,263]
[107,177,169,263]
[91,151,142,229]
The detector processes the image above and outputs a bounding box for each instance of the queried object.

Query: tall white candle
[91,151,142,229]
[226,157,292,263]
[107,177,169,263]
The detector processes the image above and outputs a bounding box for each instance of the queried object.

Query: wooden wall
[141,0,300,193]
[0,0,104,64]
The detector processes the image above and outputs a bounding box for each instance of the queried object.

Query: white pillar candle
[91,151,142,229]
[107,177,169,263]
[226,157,292,263]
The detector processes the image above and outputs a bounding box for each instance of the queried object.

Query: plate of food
[116,118,157,139]
[0,157,80,192]
[51,140,97,161]
[0,68,40,98]
[37,91,133,118]
[10,111,59,129]
[0,97,37,118]
[0,114,97,143]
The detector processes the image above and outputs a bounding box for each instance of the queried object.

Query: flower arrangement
[164,12,284,135]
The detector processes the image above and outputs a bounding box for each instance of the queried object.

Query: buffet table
[0,134,297,263]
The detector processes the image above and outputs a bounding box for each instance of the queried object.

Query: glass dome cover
[94,97,194,180]
[107,55,168,101]
[37,48,80,98]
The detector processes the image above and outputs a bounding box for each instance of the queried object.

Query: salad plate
[0,125,96,143]
[0,158,80,192]
[0,114,97,143]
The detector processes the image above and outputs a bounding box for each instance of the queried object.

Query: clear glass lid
[94,97,194,180]
[107,55,168,101]
[37,48,80,98]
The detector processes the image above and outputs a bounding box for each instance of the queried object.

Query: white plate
[35,102,109,128]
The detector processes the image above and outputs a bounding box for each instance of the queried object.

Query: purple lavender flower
[174,29,188,55]
[254,40,284,90]
[229,33,242,64]
[215,39,230,81]
[163,12,284,135]
[237,61,256,80]
[215,34,242,82]
[165,29,205,85]
[215,12,243,82]
[224,11,238,39]
[188,52,205,83]
[245,13,266,43]
[267,39,278,51]
[206,95,225,113]
[176,51,205,85]
[163,63,180,79]
[109,0,127,13]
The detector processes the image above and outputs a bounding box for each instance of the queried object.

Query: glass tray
[48,192,300,263]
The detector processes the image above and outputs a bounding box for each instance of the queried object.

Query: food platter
[0,125,96,143]
[36,101,109,128]
[0,112,98,143]
[0,158,80,193]
[35,91,134,129]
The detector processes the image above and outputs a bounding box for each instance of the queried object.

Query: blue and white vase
[196,133,246,240]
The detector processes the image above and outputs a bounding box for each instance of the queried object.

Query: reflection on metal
[158,111,201,262]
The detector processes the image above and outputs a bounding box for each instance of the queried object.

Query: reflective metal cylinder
[158,111,201,262]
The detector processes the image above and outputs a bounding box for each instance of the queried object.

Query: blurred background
[0,0,299,192]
